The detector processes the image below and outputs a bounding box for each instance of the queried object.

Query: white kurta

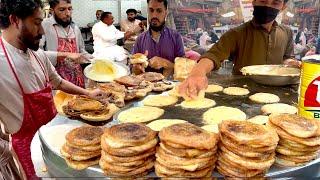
[0,38,62,134]
[92,22,128,62]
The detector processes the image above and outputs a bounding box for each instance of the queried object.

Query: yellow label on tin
[298,60,320,120]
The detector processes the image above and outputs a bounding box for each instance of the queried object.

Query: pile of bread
[267,114,320,167]
[155,123,218,178]
[62,95,119,122]
[99,123,157,177]
[60,126,104,170]
[217,120,278,178]
[100,72,174,103]
[60,113,320,178]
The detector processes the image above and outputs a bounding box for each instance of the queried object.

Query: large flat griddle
[38,72,320,179]
[114,73,298,127]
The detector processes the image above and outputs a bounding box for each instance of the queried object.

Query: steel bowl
[241,65,301,86]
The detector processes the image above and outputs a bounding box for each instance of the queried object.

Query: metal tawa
[240,65,301,86]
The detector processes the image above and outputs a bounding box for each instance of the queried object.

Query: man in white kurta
[92,12,133,63]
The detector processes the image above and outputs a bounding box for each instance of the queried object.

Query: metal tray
[39,74,320,178]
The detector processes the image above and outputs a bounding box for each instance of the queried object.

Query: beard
[149,18,165,32]
[19,24,42,51]
[128,17,135,22]
[54,15,72,28]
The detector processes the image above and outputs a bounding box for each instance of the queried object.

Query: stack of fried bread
[156,123,218,178]
[100,123,157,177]
[267,114,320,167]
[62,96,118,121]
[218,120,279,178]
[61,126,104,170]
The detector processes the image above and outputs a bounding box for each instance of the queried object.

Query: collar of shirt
[147,26,168,43]
[47,16,75,28]
[2,37,31,60]
[250,19,279,33]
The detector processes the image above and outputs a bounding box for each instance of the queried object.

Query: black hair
[100,12,112,21]
[147,0,168,9]
[284,0,289,3]
[0,0,43,29]
[49,0,71,9]
[126,9,137,14]
[96,10,104,14]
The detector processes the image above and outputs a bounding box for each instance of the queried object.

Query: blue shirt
[132,27,185,62]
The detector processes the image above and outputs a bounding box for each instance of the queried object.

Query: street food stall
[34,58,320,178]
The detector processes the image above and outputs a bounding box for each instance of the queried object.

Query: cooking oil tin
[298,55,320,120]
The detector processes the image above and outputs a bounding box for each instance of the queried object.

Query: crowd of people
[294,27,319,59]
[0,0,319,179]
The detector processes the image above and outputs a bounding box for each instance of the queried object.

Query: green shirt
[202,20,294,74]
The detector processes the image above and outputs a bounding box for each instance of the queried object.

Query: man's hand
[284,59,302,69]
[87,89,107,101]
[178,74,208,100]
[149,56,171,69]
[178,58,214,100]
[66,53,90,64]
[124,31,135,40]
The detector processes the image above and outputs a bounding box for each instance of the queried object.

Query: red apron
[54,26,85,88]
[0,38,57,179]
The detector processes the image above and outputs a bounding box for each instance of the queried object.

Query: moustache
[151,18,160,22]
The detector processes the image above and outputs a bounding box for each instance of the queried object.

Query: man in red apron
[0,0,105,179]
[40,0,93,88]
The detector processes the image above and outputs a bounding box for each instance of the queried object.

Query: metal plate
[84,62,130,82]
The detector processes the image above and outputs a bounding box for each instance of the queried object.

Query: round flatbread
[181,98,216,109]
[220,120,279,147]
[247,115,269,125]
[205,84,224,93]
[223,87,250,96]
[261,103,298,115]
[249,93,280,104]
[80,104,119,121]
[66,126,104,146]
[167,87,181,97]
[118,106,164,123]
[104,123,157,148]
[142,95,178,107]
[269,114,319,138]
[159,123,219,150]
[201,124,219,134]
[203,106,247,125]
[65,157,100,170]
[147,119,187,131]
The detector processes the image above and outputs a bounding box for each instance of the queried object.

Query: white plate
[84,62,130,82]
